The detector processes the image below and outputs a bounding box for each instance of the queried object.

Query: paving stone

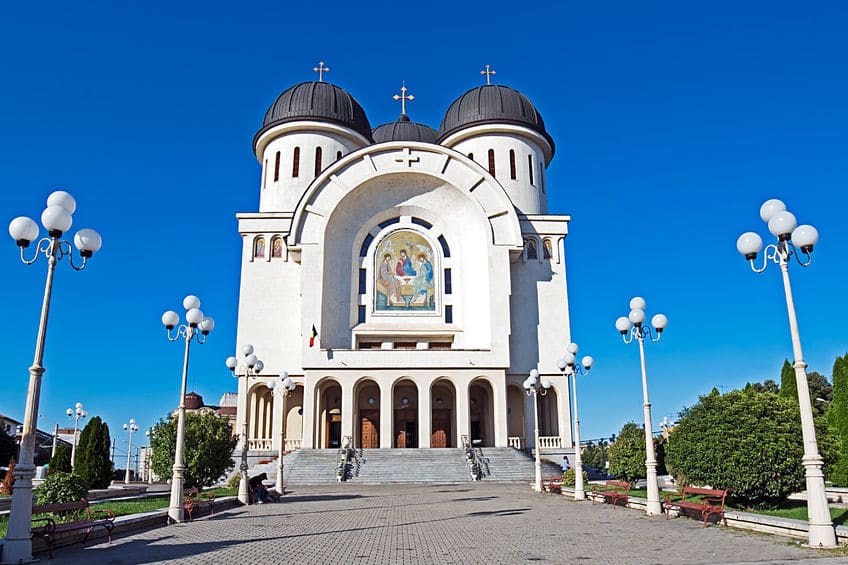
[42,483,839,564]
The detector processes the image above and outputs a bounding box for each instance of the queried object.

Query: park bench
[590,480,631,508]
[30,499,115,558]
[542,475,563,495]
[664,486,728,527]
[184,486,216,521]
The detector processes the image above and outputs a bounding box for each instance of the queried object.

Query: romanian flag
[309,325,318,347]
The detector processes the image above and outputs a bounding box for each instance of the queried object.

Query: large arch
[283,384,304,451]
[430,379,457,448]
[469,378,495,447]
[314,378,343,448]
[506,384,526,448]
[393,378,419,448]
[354,378,381,449]
[248,382,274,449]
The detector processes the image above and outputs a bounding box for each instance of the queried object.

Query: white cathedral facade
[232,72,574,458]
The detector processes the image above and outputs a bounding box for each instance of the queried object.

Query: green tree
[665,387,804,508]
[74,417,113,489]
[36,471,88,504]
[608,422,646,482]
[0,427,16,468]
[779,359,797,403]
[49,443,72,474]
[827,353,848,486]
[150,412,237,488]
[746,379,779,394]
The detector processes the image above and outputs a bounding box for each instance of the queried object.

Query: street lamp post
[615,297,668,516]
[557,343,594,500]
[122,419,139,484]
[66,401,88,471]
[267,373,296,495]
[736,198,836,548]
[4,190,101,565]
[523,368,551,492]
[162,296,214,524]
[145,429,154,484]
[226,345,265,504]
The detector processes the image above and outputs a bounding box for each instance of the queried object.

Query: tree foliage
[49,443,72,474]
[582,442,610,470]
[609,422,646,482]
[828,353,848,486]
[779,359,797,403]
[0,427,16,468]
[150,412,237,488]
[562,467,588,488]
[1,457,15,494]
[665,388,804,508]
[746,379,779,394]
[36,471,88,505]
[74,416,113,489]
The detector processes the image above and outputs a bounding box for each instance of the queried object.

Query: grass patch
[745,501,848,525]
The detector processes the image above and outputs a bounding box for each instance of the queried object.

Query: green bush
[36,471,88,505]
[74,417,113,489]
[227,471,242,491]
[49,443,72,474]
[150,412,237,488]
[828,354,848,486]
[561,468,588,488]
[666,388,804,508]
[609,423,646,482]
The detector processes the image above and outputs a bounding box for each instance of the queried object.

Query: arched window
[314,147,323,177]
[542,238,553,260]
[271,236,283,258]
[468,152,474,160]
[292,147,300,178]
[528,154,534,185]
[336,150,342,161]
[274,151,281,182]
[254,236,266,259]
[525,238,537,260]
[487,149,496,176]
[509,149,516,180]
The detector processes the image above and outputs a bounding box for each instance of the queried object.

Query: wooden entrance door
[394,409,416,448]
[431,409,451,448]
[360,410,379,448]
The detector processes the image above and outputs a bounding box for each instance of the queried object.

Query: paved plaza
[45,483,845,564]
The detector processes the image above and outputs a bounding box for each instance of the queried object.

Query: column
[380,380,393,448]
[456,376,470,445]
[341,378,355,446]
[301,375,316,448]
[493,374,507,447]
[418,377,431,448]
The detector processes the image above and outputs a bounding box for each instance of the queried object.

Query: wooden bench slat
[663,486,728,527]
[29,499,115,558]
[590,480,631,508]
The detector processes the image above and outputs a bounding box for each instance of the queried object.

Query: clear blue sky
[2,1,847,451]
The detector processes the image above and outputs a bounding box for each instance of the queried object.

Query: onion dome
[438,84,554,155]
[372,115,438,144]
[255,81,372,144]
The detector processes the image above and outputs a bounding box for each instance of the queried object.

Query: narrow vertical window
[445,305,453,324]
[542,238,552,260]
[292,147,300,178]
[263,159,268,189]
[271,236,283,258]
[336,150,342,160]
[468,152,474,160]
[274,151,280,182]
[528,154,534,185]
[444,268,452,294]
[487,149,496,176]
[358,305,366,324]
[360,233,374,257]
[254,237,266,259]
[358,268,367,294]
[509,149,516,180]
[526,238,537,260]
[438,235,450,258]
[314,146,323,177]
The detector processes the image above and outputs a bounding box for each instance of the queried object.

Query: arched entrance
[283,385,304,450]
[506,385,526,448]
[430,379,456,448]
[393,379,418,448]
[469,379,495,447]
[315,379,343,448]
[249,383,274,448]
[539,388,559,437]
[355,378,381,449]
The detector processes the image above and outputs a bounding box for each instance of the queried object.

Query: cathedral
[231,66,574,461]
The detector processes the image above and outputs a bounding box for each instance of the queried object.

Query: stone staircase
[347,448,472,484]
[475,447,563,482]
[231,447,563,486]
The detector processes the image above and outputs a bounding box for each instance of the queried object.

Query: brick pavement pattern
[45,483,841,564]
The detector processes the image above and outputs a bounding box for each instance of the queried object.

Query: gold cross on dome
[392,81,414,116]
[480,64,496,85]
[313,61,330,82]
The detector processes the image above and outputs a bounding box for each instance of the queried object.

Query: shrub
[74,417,113,489]
[561,468,588,488]
[36,471,88,505]
[1,457,15,494]
[150,412,237,488]
[609,423,646,482]
[666,387,804,508]
[227,471,242,491]
[49,443,72,474]
[828,354,848,486]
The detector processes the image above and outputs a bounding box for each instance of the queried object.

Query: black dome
[438,85,554,154]
[372,115,438,144]
[255,81,373,144]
